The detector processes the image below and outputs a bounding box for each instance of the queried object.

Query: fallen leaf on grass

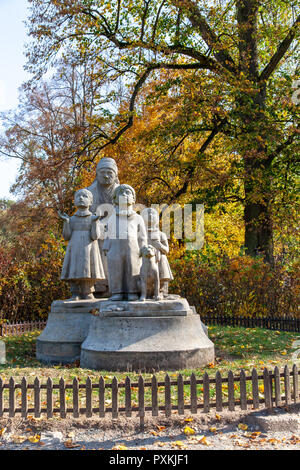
[0,428,6,437]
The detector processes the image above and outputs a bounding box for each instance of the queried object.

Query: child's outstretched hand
[58,210,70,222]
[91,214,101,222]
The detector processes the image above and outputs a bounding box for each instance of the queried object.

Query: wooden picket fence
[200,314,300,333]
[0,321,46,337]
[0,364,299,427]
[1,316,299,336]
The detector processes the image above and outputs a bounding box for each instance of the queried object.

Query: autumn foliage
[0,232,69,323]
[0,1,299,322]
[170,253,299,319]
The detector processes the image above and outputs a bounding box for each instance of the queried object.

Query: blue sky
[0,0,30,199]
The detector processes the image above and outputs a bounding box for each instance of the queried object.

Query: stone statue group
[58,158,173,302]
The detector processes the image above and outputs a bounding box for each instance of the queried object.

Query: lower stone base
[36,299,104,365]
[81,347,214,372]
[80,298,214,371]
[36,340,83,365]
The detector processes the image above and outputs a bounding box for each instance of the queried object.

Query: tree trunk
[236,1,274,264]
[240,86,274,265]
[243,155,274,264]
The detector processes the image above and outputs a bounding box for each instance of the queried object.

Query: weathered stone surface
[0,340,5,364]
[103,184,147,300]
[80,298,214,371]
[58,189,105,300]
[36,299,104,365]
[85,157,120,297]
[245,406,300,432]
[191,306,209,336]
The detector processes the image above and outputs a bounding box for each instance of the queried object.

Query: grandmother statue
[85,157,120,297]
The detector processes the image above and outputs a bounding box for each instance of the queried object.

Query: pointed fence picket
[0,321,47,337]
[0,365,298,426]
[199,315,300,333]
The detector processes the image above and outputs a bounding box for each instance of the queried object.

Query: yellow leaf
[173,440,185,447]
[184,426,196,435]
[27,434,41,443]
[157,441,166,447]
[238,423,248,431]
[215,413,221,420]
[112,444,128,450]
[198,436,210,446]
[209,426,217,433]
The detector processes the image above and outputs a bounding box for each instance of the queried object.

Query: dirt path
[0,408,299,451]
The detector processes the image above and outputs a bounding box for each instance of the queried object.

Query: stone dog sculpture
[139,245,161,301]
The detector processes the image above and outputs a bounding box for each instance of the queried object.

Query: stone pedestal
[80,297,214,371]
[36,299,103,365]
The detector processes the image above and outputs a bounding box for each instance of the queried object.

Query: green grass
[0,325,298,381]
[0,326,298,410]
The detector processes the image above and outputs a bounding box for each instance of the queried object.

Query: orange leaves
[64,440,81,449]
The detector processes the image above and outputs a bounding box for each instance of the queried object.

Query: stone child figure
[103,184,147,301]
[59,189,105,300]
[141,207,173,296]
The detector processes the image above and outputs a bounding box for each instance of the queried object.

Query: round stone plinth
[80,298,214,371]
[36,299,104,365]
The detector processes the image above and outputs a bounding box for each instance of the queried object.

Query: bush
[0,233,298,323]
[169,253,299,318]
[0,233,69,322]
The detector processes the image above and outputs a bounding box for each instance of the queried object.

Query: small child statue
[141,207,173,296]
[58,189,106,300]
[103,184,147,301]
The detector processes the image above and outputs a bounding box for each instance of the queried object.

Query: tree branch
[259,14,300,82]
[170,117,228,201]
[170,0,237,75]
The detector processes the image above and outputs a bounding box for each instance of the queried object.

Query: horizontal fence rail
[1,316,299,337]
[0,365,299,426]
[0,321,46,337]
[199,314,300,333]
